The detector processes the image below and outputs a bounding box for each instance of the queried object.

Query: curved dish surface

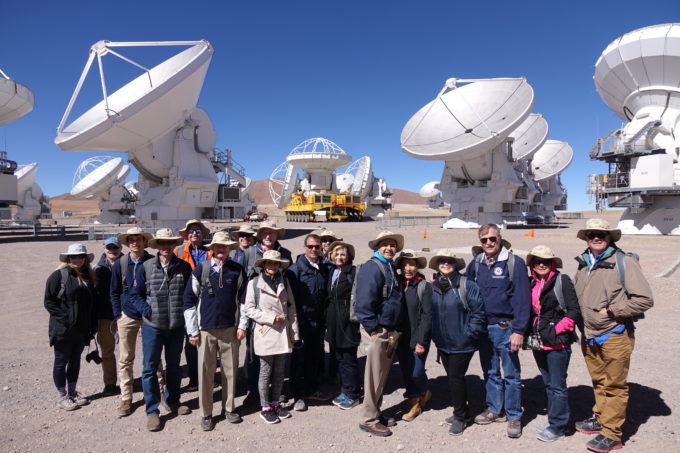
[509,113,548,161]
[531,140,573,181]
[71,157,124,198]
[0,77,34,125]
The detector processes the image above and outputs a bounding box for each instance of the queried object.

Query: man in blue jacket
[356,230,405,437]
[466,223,530,439]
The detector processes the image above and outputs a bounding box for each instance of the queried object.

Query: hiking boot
[474,409,507,425]
[146,413,161,432]
[69,392,89,406]
[576,416,602,434]
[293,398,307,411]
[339,397,360,410]
[260,407,280,424]
[359,421,392,437]
[169,403,191,415]
[58,395,78,411]
[102,384,117,397]
[332,393,348,406]
[537,426,564,442]
[586,434,623,452]
[274,405,291,419]
[402,396,422,422]
[223,411,242,423]
[507,419,522,438]
[201,416,214,431]
[449,418,472,436]
[117,399,132,417]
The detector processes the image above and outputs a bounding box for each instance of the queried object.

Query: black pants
[53,340,85,389]
[335,346,360,400]
[184,334,198,387]
[440,351,475,421]
[291,324,324,399]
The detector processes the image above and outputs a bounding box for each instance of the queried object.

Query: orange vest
[174,243,213,270]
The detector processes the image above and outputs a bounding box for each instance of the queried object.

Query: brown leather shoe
[359,422,392,437]
[117,399,132,418]
[147,413,161,432]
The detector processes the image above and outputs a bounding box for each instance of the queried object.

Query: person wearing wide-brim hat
[393,249,432,422]
[229,225,256,268]
[178,219,211,239]
[429,248,486,435]
[117,227,153,246]
[45,244,97,411]
[149,228,184,249]
[572,219,653,451]
[367,230,404,253]
[317,229,342,259]
[525,245,580,443]
[243,220,292,280]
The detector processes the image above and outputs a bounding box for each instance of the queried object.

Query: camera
[85,349,102,365]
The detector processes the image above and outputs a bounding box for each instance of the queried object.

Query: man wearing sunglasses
[573,219,653,453]
[466,224,530,439]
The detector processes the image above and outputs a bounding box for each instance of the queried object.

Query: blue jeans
[141,324,184,415]
[533,348,571,435]
[396,341,429,398]
[479,324,522,419]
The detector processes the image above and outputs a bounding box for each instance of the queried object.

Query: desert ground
[0,214,678,452]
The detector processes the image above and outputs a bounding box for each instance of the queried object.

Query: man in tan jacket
[573,219,653,453]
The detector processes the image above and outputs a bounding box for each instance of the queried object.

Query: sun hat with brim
[207,231,239,251]
[526,245,563,268]
[254,250,290,269]
[117,227,153,246]
[148,228,184,249]
[395,249,427,269]
[230,224,257,241]
[577,218,622,242]
[368,230,404,252]
[256,220,285,239]
[179,219,210,239]
[327,241,355,261]
[59,244,95,263]
[319,229,342,241]
[428,248,466,272]
[471,238,512,257]
[103,236,122,248]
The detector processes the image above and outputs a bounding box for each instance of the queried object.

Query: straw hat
[526,245,563,268]
[368,230,404,252]
[59,244,94,263]
[471,238,512,257]
[327,241,355,261]
[428,248,466,272]
[148,228,184,249]
[577,218,621,242]
[207,231,239,251]
[254,250,290,268]
[179,219,210,239]
[395,249,427,269]
[319,229,342,242]
[230,224,257,240]
[256,220,285,239]
[117,227,153,246]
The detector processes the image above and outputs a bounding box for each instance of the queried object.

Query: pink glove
[554,317,575,335]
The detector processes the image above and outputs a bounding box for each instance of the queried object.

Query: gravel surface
[1,217,677,452]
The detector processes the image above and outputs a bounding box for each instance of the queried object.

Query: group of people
[44,218,653,452]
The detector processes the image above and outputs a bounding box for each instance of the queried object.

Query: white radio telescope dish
[340,156,373,197]
[116,164,131,184]
[531,140,573,181]
[0,69,34,125]
[269,161,300,208]
[71,156,125,199]
[15,163,38,197]
[401,78,534,161]
[286,137,352,173]
[419,181,441,199]
[508,113,548,161]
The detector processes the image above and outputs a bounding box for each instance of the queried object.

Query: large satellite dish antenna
[419,181,441,199]
[70,156,125,199]
[269,161,300,208]
[0,69,34,125]
[508,113,548,161]
[15,163,38,197]
[340,156,373,197]
[531,140,573,181]
[286,137,352,173]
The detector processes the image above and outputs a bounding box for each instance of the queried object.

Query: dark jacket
[529,271,581,347]
[325,264,360,348]
[44,267,96,346]
[354,256,403,333]
[465,247,531,334]
[243,242,292,280]
[93,253,115,320]
[431,273,486,354]
[288,253,330,326]
[110,251,153,320]
[401,274,433,349]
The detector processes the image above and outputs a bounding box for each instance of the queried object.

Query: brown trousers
[97,319,117,386]
[198,328,240,417]
[360,327,393,425]
[117,314,164,401]
[581,329,635,442]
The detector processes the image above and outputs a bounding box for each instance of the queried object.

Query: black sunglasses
[480,236,498,244]
[586,231,608,240]
[439,258,457,266]
[306,244,321,250]
[532,258,553,267]
[105,245,121,251]
[321,238,334,243]
[187,228,202,234]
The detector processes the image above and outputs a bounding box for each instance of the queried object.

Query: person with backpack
[325,241,361,410]
[355,230,405,437]
[525,245,581,443]
[394,249,432,422]
[130,228,193,432]
[244,250,300,424]
[44,244,97,411]
[430,248,486,435]
[229,224,256,267]
[175,219,213,392]
[466,223,530,439]
[573,219,653,453]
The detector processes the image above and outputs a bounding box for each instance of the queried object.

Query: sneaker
[444,415,456,425]
[117,399,132,418]
[68,392,89,406]
[534,422,549,432]
[102,384,117,397]
[307,390,332,401]
[260,407,280,424]
[201,416,214,431]
[223,411,243,423]
[576,416,603,434]
[58,395,78,411]
[586,434,623,452]
[274,405,291,419]
[339,397,360,410]
[146,413,161,432]
[449,418,472,436]
[507,419,522,439]
[332,393,348,406]
[474,409,507,425]
[293,398,307,411]
[537,426,564,442]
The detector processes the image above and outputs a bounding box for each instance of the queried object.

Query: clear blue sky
[1,1,678,211]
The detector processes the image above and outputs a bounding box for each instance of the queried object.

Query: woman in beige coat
[245,250,299,424]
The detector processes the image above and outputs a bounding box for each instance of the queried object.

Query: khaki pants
[360,327,393,424]
[581,329,635,442]
[199,328,240,417]
[97,319,117,386]
[117,314,164,402]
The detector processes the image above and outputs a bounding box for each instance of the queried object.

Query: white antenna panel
[0,71,34,125]
[341,156,372,197]
[286,137,352,173]
[419,181,441,198]
[401,78,534,162]
[531,140,573,181]
[335,173,354,192]
[15,163,38,197]
[269,161,299,208]
[116,164,131,184]
[71,156,124,199]
[508,113,548,161]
